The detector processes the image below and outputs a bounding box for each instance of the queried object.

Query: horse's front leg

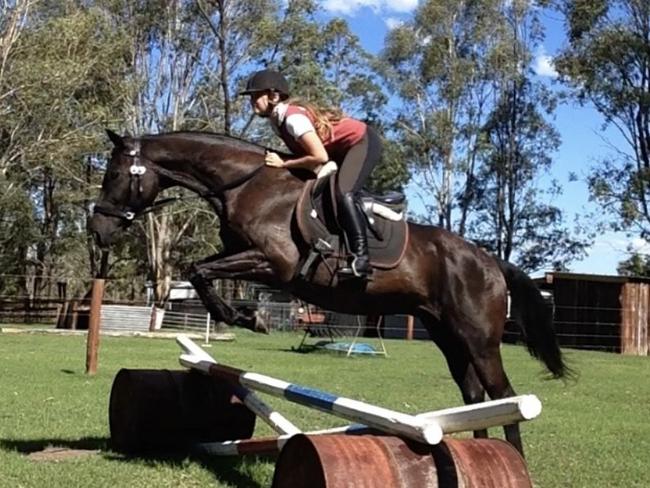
[188,249,277,333]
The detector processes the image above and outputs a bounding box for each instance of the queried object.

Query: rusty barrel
[271,434,532,488]
[109,368,256,454]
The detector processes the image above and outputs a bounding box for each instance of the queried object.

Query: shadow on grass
[103,448,273,488]
[0,436,108,453]
[0,437,270,488]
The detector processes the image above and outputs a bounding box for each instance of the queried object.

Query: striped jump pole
[176,335,300,436]
[178,345,443,446]
[177,337,541,447]
[195,396,542,458]
[195,395,543,457]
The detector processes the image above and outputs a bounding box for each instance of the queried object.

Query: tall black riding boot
[339,192,371,278]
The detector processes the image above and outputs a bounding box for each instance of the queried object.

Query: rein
[93,143,266,222]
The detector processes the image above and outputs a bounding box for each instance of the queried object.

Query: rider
[239,69,381,279]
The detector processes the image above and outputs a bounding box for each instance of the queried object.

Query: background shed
[528,272,649,355]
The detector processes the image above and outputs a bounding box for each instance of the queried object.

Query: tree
[617,252,650,276]
[0,2,131,298]
[381,0,588,271]
[0,0,34,296]
[468,2,589,271]
[381,0,503,232]
[100,0,236,305]
[555,0,650,238]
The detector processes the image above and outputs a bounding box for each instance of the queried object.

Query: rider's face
[250,91,280,117]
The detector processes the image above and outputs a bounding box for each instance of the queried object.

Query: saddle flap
[295,176,409,271]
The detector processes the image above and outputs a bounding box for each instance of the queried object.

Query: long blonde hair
[286,98,345,142]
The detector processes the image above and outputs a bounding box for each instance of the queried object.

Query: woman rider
[240,69,382,279]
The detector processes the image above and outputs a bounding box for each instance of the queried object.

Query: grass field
[0,329,648,487]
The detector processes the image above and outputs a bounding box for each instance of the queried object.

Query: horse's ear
[105,129,125,148]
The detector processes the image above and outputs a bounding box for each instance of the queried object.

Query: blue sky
[319,0,648,276]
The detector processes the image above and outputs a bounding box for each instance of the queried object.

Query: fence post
[406,315,414,340]
[149,305,157,332]
[204,312,211,346]
[86,279,105,375]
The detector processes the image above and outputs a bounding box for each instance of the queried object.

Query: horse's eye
[109,170,120,180]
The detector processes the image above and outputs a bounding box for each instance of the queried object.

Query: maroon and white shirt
[270,103,367,164]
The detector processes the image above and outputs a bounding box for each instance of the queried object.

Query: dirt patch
[26,446,100,462]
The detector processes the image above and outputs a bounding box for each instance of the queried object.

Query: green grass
[0,330,648,487]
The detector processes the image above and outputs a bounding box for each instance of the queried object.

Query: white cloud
[385,17,404,30]
[533,47,558,78]
[322,0,418,15]
[629,237,650,254]
[593,236,650,254]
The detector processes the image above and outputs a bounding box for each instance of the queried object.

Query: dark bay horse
[90,130,569,455]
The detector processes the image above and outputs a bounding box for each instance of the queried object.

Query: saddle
[295,174,409,278]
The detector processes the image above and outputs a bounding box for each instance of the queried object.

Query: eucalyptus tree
[0,2,131,298]
[0,0,32,295]
[0,0,32,173]
[381,0,503,232]
[555,0,650,239]
[617,252,650,277]
[100,0,239,304]
[466,0,589,271]
[382,0,587,271]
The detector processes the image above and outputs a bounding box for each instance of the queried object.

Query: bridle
[93,140,266,223]
[93,141,150,222]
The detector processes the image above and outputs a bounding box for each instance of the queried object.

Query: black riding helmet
[239,69,290,100]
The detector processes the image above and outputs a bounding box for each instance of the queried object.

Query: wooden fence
[2,273,649,356]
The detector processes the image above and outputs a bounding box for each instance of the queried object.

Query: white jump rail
[176,335,542,452]
[176,335,301,436]
[198,396,543,456]
[178,336,443,445]
[418,394,542,434]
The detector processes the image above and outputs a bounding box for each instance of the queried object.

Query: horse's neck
[143,137,238,193]
[151,160,212,196]
[143,135,307,222]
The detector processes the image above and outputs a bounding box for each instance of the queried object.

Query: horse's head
[89,129,161,248]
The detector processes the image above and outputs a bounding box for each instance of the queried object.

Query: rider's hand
[265,151,285,168]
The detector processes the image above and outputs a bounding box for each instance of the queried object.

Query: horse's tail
[497,259,571,379]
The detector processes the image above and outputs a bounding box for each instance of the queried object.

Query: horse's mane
[142,130,287,156]
[139,130,312,182]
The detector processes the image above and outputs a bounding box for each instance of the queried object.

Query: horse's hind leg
[426,313,524,455]
[443,277,525,455]
[421,316,488,439]
[469,343,523,455]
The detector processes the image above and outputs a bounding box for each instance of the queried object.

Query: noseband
[93,141,149,222]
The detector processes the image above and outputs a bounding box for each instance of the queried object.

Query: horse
[90,129,569,456]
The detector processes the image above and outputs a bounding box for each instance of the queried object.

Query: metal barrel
[109,368,256,454]
[438,438,532,487]
[271,435,532,488]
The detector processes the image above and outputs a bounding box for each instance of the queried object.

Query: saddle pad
[295,178,408,270]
